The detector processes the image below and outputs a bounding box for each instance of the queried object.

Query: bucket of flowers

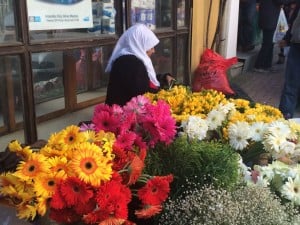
[0,95,177,225]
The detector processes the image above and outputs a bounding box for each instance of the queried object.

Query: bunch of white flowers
[250,160,300,205]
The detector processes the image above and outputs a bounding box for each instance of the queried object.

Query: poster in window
[27,0,93,31]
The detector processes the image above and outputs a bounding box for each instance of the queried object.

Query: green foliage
[145,135,240,198]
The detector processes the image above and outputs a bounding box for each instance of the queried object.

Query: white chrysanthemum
[267,161,292,183]
[249,121,267,142]
[255,175,270,187]
[182,116,208,141]
[292,144,300,159]
[216,102,235,115]
[279,141,296,155]
[246,114,256,121]
[206,109,226,130]
[228,121,251,150]
[287,119,300,140]
[254,164,275,182]
[238,157,252,180]
[266,120,291,140]
[263,133,287,154]
[287,164,300,179]
[281,176,300,205]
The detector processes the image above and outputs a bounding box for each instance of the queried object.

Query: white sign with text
[27,0,93,31]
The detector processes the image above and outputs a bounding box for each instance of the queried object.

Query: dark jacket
[283,3,300,44]
[105,55,168,106]
[258,0,294,30]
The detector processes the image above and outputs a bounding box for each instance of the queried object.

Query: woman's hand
[165,74,176,89]
[166,74,176,85]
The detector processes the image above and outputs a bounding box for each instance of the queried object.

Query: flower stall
[1,85,300,224]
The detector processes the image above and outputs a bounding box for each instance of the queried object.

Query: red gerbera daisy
[114,131,137,151]
[49,207,81,224]
[74,198,97,215]
[96,180,131,220]
[112,146,128,171]
[50,184,67,209]
[92,110,119,133]
[137,175,173,205]
[59,177,94,206]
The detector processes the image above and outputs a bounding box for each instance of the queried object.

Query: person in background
[277,1,300,63]
[279,6,300,119]
[105,23,175,106]
[254,0,293,73]
[237,0,257,52]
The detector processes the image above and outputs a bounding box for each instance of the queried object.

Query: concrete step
[228,61,244,80]
[237,47,260,73]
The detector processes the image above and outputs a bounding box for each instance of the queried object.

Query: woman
[105,23,174,106]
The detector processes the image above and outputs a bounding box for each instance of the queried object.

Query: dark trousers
[254,29,275,69]
[279,43,300,118]
[238,0,256,48]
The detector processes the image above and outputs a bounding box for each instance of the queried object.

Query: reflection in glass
[29,0,116,41]
[0,0,17,43]
[177,0,186,27]
[73,46,113,103]
[156,0,172,28]
[0,55,24,145]
[131,0,156,30]
[152,38,172,75]
[131,0,172,29]
[32,51,65,116]
[177,35,188,84]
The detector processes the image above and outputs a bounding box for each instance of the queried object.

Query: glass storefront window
[0,0,17,43]
[131,0,156,29]
[65,45,113,103]
[155,0,172,28]
[32,51,65,116]
[152,38,172,75]
[177,35,188,84]
[28,0,116,41]
[0,55,24,148]
[177,0,186,27]
[131,0,172,29]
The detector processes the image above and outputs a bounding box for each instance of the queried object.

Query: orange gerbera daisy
[14,153,49,181]
[135,204,162,219]
[127,155,144,185]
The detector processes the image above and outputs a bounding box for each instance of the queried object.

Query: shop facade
[0,0,229,149]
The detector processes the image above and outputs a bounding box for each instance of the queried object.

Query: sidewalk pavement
[230,59,300,118]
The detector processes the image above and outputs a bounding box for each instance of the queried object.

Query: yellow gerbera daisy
[95,130,115,154]
[16,202,37,221]
[8,140,33,160]
[70,142,113,186]
[58,125,87,149]
[8,140,23,152]
[39,145,66,158]
[14,153,49,181]
[47,156,68,178]
[47,132,62,149]
[36,196,48,216]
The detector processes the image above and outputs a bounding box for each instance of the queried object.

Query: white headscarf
[105,23,160,86]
